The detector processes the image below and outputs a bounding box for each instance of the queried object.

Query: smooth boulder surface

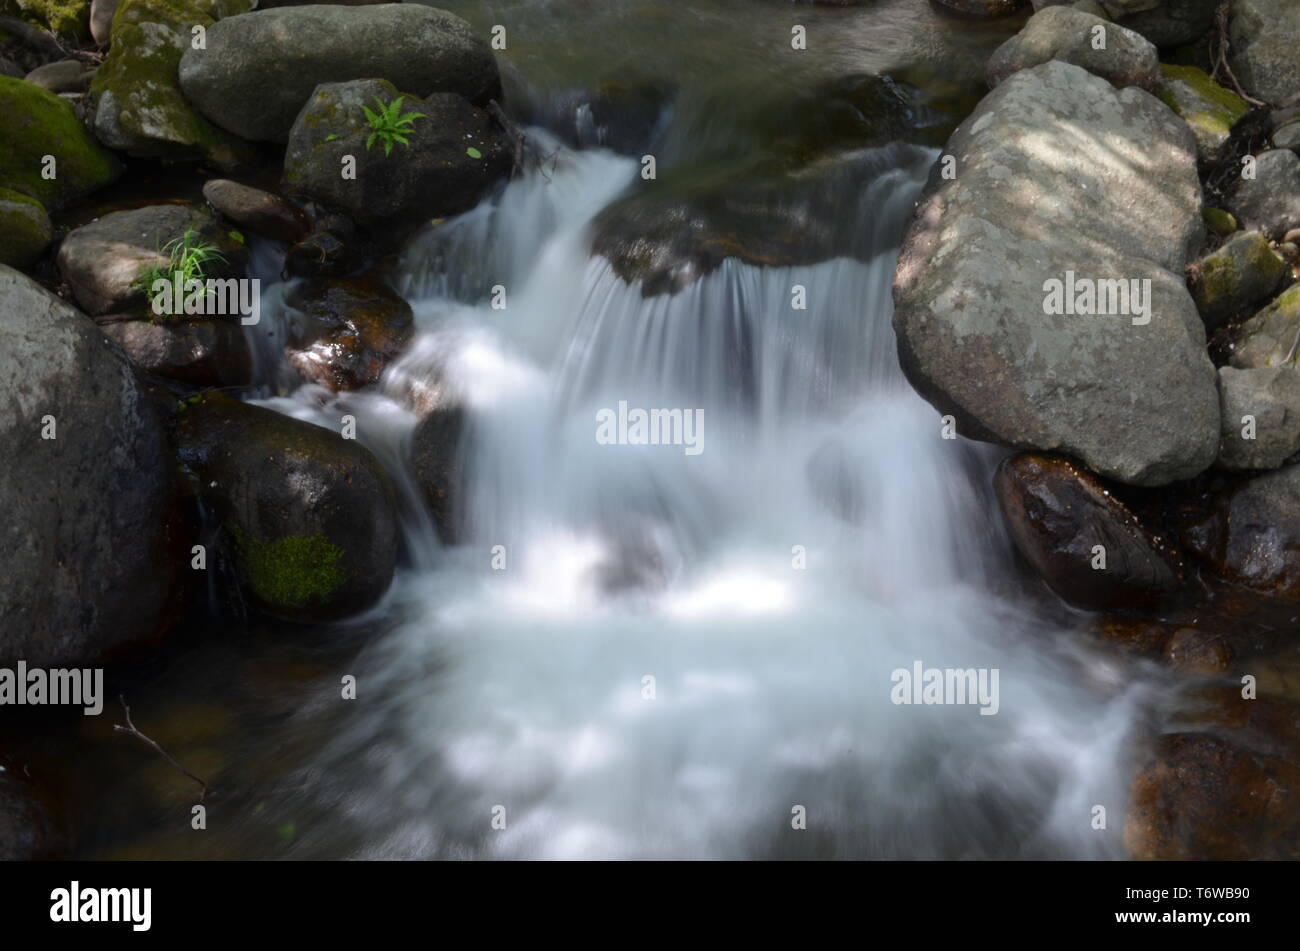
[178,4,501,142]
[57,203,248,316]
[1216,366,1300,470]
[282,79,511,232]
[1229,0,1300,106]
[1227,149,1300,240]
[283,277,414,391]
[0,265,185,666]
[1157,65,1249,169]
[0,186,52,268]
[99,316,253,387]
[203,179,308,244]
[175,392,399,622]
[987,7,1159,92]
[994,453,1184,610]
[893,61,1218,486]
[1101,0,1217,47]
[411,404,465,544]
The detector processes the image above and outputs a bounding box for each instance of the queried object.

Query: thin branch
[113,695,211,801]
[1213,1,1266,108]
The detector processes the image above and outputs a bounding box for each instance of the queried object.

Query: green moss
[1158,65,1249,162]
[0,185,52,268]
[0,0,89,38]
[231,527,346,611]
[1202,207,1237,237]
[0,76,120,208]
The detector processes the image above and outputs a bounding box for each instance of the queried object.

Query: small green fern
[361,96,426,156]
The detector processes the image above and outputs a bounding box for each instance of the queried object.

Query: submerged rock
[893,61,1217,486]
[1215,366,1300,470]
[283,80,511,233]
[0,185,52,268]
[175,392,399,622]
[0,75,119,209]
[1189,231,1287,329]
[1226,149,1300,240]
[994,453,1184,611]
[987,7,1159,92]
[0,265,186,666]
[87,0,256,166]
[178,4,501,142]
[283,277,414,392]
[1229,0,1300,105]
[1157,65,1249,169]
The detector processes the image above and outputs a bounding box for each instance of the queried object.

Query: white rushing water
[256,134,1146,859]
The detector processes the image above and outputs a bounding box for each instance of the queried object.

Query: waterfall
[255,133,1146,860]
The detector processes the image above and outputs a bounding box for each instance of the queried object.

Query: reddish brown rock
[283,278,414,391]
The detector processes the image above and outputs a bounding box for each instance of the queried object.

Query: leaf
[391,133,410,146]
[324,133,340,142]
[366,131,378,150]
[466,146,482,159]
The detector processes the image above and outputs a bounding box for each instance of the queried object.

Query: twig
[486,100,528,178]
[113,695,211,801]
[1213,2,1266,107]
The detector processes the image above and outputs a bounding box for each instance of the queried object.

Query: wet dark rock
[0,265,186,666]
[1163,627,1233,675]
[411,404,465,544]
[283,277,414,392]
[57,203,248,317]
[931,0,1028,18]
[178,4,501,142]
[994,453,1184,611]
[99,314,253,387]
[0,771,55,860]
[283,79,512,234]
[203,179,308,245]
[548,79,675,155]
[987,7,1159,92]
[1102,0,1218,48]
[283,230,360,279]
[175,392,399,622]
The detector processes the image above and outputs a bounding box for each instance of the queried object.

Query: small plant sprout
[362,96,426,156]
[136,229,227,318]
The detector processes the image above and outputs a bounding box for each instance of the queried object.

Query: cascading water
[247,133,1148,859]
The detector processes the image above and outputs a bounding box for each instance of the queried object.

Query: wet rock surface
[283,277,414,392]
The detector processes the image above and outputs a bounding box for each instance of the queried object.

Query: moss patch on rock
[231,527,346,612]
[0,0,89,39]
[1158,64,1249,167]
[0,185,52,268]
[0,76,121,208]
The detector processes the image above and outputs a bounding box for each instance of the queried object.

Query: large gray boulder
[1230,0,1300,105]
[987,6,1159,92]
[1227,149,1300,240]
[0,266,185,667]
[178,4,501,142]
[893,61,1218,486]
[1216,366,1300,470]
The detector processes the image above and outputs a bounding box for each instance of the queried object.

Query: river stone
[0,0,89,37]
[1230,0,1300,105]
[1229,285,1300,368]
[1226,149,1300,240]
[87,0,255,166]
[89,0,118,44]
[283,80,511,232]
[1101,0,1217,47]
[1157,65,1249,168]
[1215,366,1300,470]
[24,58,94,93]
[99,315,252,386]
[1189,231,1287,329]
[411,403,465,544]
[202,179,308,244]
[283,277,414,391]
[993,453,1184,610]
[0,76,119,209]
[175,392,399,622]
[0,186,52,268]
[0,265,185,666]
[893,61,1217,486]
[57,203,248,316]
[987,7,1159,92]
[178,4,501,143]
[931,0,1029,17]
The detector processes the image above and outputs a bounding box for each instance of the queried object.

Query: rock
[283,230,358,278]
[0,186,52,268]
[1157,65,1249,168]
[892,61,1218,486]
[0,76,120,209]
[1216,366,1300,470]
[99,315,252,387]
[1227,149,1300,239]
[57,203,248,316]
[1228,285,1300,368]
[0,771,54,860]
[1104,0,1217,47]
[0,56,22,78]
[1189,231,1287,328]
[175,392,399,622]
[87,0,255,166]
[89,0,117,45]
[411,404,465,544]
[987,7,1159,92]
[1201,207,1237,237]
[23,58,94,93]
[994,453,1184,610]
[1,0,89,38]
[178,4,501,143]
[557,79,674,155]
[202,179,307,244]
[1163,626,1232,675]
[1230,0,1300,105]
[1275,120,1300,153]
[1126,730,1300,859]
[282,80,511,233]
[0,265,185,666]
[283,277,414,391]
[1180,460,1300,599]
[931,0,1028,17]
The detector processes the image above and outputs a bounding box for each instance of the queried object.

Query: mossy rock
[1229,285,1300,369]
[175,392,399,622]
[1157,64,1249,168]
[0,76,121,209]
[0,0,89,39]
[0,185,52,268]
[1191,230,1287,328]
[1202,206,1237,237]
[87,0,255,166]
